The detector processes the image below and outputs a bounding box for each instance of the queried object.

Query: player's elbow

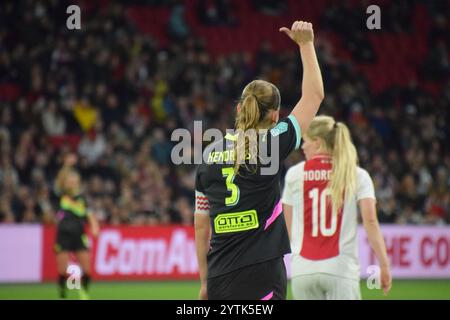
[308,80,325,102]
[362,209,380,229]
[313,89,325,104]
[194,214,210,232]
[363,216,378,228]
[360,199,378,225]
[303,90,324,109]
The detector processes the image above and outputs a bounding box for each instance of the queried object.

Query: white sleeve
[356,168,376,201]
[195,190,210,215]
[282,169,296,206]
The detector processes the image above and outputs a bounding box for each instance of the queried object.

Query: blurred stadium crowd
[0,0,448,225]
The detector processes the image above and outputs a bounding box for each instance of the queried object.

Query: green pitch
[0,280,449,300]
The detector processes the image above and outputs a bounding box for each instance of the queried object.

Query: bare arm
[87,212,99,238]
[55,153,78,193]
[280,21,324,133]
[360,198,392,295]
[194,213,211,300]
[55,167,71,193]
[283,204,293,241]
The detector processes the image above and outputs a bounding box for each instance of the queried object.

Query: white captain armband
[195,190,210,214]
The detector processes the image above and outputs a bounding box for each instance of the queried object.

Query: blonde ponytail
[233,80,281,175]
[328,122,357,214]
[304,116,358,213]
[234,94,261,174]
[236,95,261,131]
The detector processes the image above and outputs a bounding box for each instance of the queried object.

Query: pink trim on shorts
[264,200,282,230]
[261,291,274,300]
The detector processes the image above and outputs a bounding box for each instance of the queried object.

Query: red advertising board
[42,225,198,281]
[1,224,449,282]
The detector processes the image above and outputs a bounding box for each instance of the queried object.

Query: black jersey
[195,115,302,278]
[56,194,88,236]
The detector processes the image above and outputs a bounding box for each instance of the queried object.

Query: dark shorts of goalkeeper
[207,257,287,300]
[55,231,89,253]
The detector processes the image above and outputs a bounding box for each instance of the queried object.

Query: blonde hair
[306,115,358,213]
[234,79,281,174]
[59,169,81,196]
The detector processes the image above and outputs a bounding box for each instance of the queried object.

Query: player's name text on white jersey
[304,169,331,181]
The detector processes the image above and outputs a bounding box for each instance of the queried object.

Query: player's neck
[311,152,331,160]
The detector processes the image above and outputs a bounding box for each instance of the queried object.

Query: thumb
[279,27,291,36]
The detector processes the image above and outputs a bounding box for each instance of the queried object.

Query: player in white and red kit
[282,115,392,300]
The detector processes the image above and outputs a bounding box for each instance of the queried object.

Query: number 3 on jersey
[308,188,338,237]
[222,167,240,206]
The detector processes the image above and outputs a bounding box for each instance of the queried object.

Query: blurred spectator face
[147,216,160,225]
[153,128,165,143]
[373,155,385,171]
[106,93,119,109]
[96,84,107,99]
[0,196,13,222]
[401,175,417,195]
[36,185,50,200]
[436,167,448,185]
[104,179,116,195]
[176,197,193,225]
[80,97,90,108]
[1,108,12,126]
[1,155,11,168]
[48,100,57,113]
[35,152,49,168]
[31,168,45,185]
[1,173,16,191]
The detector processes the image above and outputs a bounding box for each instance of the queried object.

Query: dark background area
[0,0,448,225]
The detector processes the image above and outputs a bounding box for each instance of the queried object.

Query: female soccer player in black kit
[54,154,99,299]
[194,21,324,300]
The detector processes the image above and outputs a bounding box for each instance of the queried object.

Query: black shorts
[207,257,287,300]
[55,231,89,253]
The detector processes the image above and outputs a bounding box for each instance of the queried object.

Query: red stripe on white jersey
[300,157,344,260]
